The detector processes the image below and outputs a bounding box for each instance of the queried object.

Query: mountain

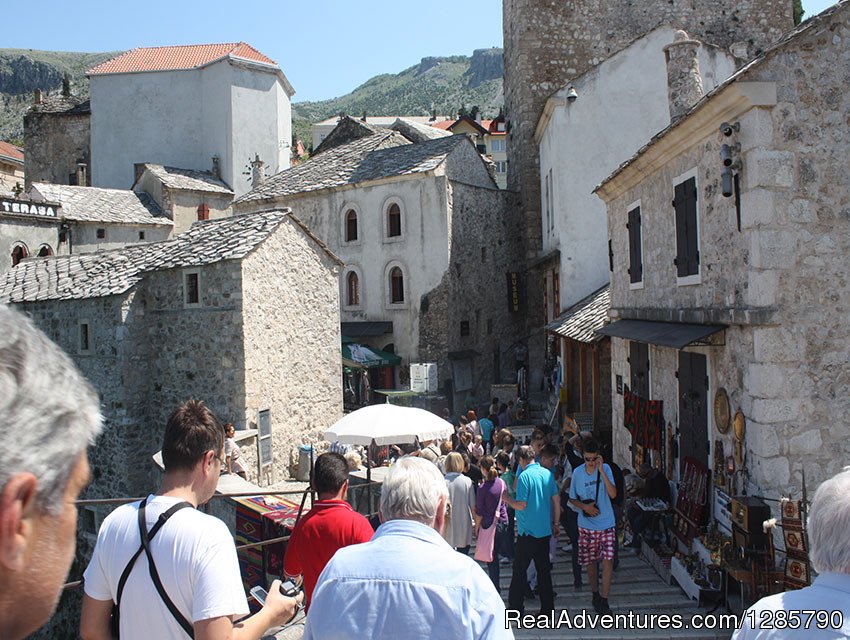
[0,47,504,149]
[292,48,504,144]
[0,49,120,143]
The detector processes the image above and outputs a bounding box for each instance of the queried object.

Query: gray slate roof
[390,118,453,143]
[235,132,471,204]
[139,164,233,194]
[31,183,172,226]
[27,95,91,115]
[545,284,610,343]
[0,210,291,303]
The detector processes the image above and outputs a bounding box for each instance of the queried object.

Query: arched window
[347,271,360,306]
[37,245,53,257]
[390,266,404,303]
[197,203,210,221]
[345,209,358,242]
[11,243,27,267]
[387,203,401,238]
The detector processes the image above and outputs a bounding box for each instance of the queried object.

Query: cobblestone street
[489,546,734,640]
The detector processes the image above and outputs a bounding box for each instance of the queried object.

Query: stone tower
[502,0,794,385]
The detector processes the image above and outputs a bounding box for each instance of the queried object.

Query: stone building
[23,89,91,189]
[133,163,234,234]
[87,42,294,195]
[1,184,171,273]
[502,0,795,391]
[235,116,524,410]
[0,141,24,195]
[534,27,736,431]
[1,209,342,501]
[433,115,509,188]
[594,1,850,501]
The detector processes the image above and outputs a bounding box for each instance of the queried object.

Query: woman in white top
[224,423,247,480]
[443,452,477,554]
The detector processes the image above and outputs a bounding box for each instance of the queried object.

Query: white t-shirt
[84,495,250,639]
[225,437,246,474]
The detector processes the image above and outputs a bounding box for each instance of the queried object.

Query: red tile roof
[0,141,23,163]
[431,121,455,130]
[88,42,277,75]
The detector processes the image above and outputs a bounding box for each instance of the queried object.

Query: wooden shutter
[673,177,698,277]
[627,206,642,284]
[629,341,649,398]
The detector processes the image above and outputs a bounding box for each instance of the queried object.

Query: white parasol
[324,403,452,446]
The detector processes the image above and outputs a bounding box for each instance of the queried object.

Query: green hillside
[0,48,119,143]
[293,49,504,147]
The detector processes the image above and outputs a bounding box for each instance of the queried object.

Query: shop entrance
[678,351,708,468]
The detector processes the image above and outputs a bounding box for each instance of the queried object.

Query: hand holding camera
[581,499,600,517]
[249,579,304,627]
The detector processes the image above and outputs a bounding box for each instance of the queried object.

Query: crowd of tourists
[2,305,848,639]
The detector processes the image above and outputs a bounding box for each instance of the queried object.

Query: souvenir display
[714,388,731,434]
[733,410,746,441]
[674,457,710,543]
[781,497,810,591]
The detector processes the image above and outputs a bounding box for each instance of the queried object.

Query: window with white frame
[673,171,700,284]
[183,269,201,306]
[627,201,643,288]
[491,138,506,152]
[495,161,507,174]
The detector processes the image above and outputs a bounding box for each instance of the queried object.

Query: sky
[2,0,837,103]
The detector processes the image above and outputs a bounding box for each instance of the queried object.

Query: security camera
[720,143,741,167]
[566,87,578,102]
[719,121,740,137]
[721,168,734,197]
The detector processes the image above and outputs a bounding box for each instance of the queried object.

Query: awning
[546,284,610,344]
[595,319,726,349]
[342,342,401,368]
[341,321,393,337]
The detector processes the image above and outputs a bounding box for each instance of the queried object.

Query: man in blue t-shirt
[502,445,560,617]
[569,438,618,616]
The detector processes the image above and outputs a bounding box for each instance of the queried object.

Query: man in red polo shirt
[284,452,374,606]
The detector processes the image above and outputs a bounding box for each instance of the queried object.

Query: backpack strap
[115,499,193,613]
[137,497,195,638]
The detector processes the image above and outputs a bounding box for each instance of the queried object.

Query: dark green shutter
[627,206,642,284]
[674,177,698,277]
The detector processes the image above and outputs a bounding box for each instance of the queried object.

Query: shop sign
[506,271,524,313]
[0,197,57,218]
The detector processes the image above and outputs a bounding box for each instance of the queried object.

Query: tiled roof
[236,132,471,204]
[431,121,455,130]
[31,183,171,226]
[88,42,277,75]
[0,141,23,163]
[546,284,610,343]
[0,210,291,303]
[391,118,453,143]
[312,116,389,156]
[138,164,233,194]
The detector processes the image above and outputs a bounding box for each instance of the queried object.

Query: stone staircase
[482,545,735,640]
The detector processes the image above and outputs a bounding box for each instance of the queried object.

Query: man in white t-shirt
[80,400,302,640]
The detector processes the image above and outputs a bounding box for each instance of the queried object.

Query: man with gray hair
[732,467,850,639]
[304,456,513,639]
[0,306,103,639]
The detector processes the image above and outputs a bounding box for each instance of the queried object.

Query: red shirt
[283,499,374,604]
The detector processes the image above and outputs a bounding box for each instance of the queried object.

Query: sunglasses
[584,456,599,463]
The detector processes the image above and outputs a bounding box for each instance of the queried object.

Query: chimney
[250,154,266,189]
[75,163,87,187]
[62,73,72,97]
[34,89,42,105]
[361,111,367,122]
[211,156,221,179]
[663,30,704,123]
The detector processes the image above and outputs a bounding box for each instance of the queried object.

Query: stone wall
[241,216,343,484]
[418,179,524,411]
[23,110,90,189]
[604,5,850,498]
[166,189,234,236]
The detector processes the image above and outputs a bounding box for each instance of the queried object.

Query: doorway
[678,351,709,467]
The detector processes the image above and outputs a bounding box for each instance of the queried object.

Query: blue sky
[2,0,836,103]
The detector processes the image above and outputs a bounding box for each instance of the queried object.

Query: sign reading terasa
[0,197,58,218]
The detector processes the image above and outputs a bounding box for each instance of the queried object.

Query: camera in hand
[280,579,301,598]
[580,498,596,507]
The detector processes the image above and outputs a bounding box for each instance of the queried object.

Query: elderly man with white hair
[0,306,103,639]
[304,456,513,639]
[733,467,850,639]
